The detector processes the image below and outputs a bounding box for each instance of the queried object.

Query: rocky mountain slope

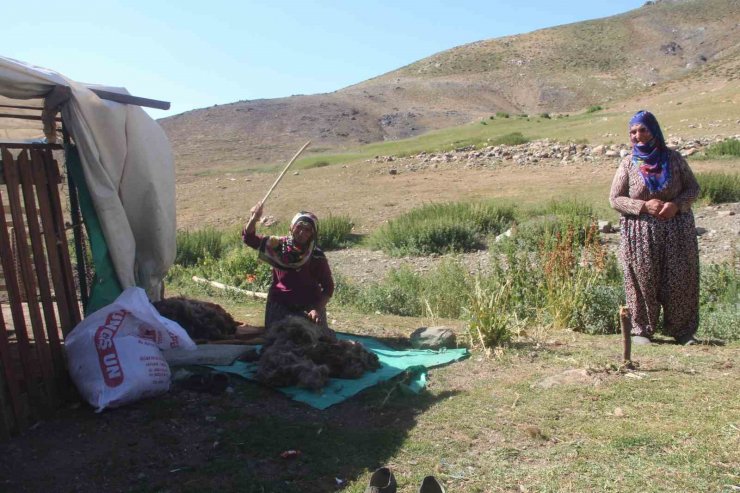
[160,0,740,169]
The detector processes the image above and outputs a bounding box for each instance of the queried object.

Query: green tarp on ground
[208,333,469,409]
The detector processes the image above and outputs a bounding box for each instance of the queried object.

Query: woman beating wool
[609,110,701,346]
[243,202,334,329]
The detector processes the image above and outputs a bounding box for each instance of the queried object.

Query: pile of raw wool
[256,316,380,389]
[153,297,239,342]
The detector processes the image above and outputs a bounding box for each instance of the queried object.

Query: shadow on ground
[0,373,459,493]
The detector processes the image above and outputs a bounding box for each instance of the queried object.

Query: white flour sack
[65,287,196,411]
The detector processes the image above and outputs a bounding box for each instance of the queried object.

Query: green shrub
[704,138,740,158]
[193,247,272,291]
[502,200,597,252]
[575,284,625,335]
[697,305,739,342]
[420,259,471,319]
[355,267,424,317]
[700,259,738,311]
[492,132,529,146]
[175,227,226,266]
[495,111,510,119]
[586,105,603,113]
[339,260,471,319]
[319,215,354,250]
[696,172,740,204]
[485,244,544,322]
[331,272,362,307]
[368,201,515,256]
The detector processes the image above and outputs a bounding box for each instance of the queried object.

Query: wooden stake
[260,141,311,205]
[619,306,632,364]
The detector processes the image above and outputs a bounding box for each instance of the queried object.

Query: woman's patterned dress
[609,150,700,339]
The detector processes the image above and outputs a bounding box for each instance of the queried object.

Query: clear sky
[2,0,646,118]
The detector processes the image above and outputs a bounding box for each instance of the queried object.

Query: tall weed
[703,138,740,158]
[369,201,515,256]
[319,215,354,250]
[176,227,226,266]
[354,267,423,317]
[464,278,514,351]
[419,259,471,319]
[696,172,740,204]
[540,223,612,330]
[501,199,596,252]
[344,260,471,319]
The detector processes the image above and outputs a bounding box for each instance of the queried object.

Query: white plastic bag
[65,287,196,411]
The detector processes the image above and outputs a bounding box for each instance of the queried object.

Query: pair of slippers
[366,467,445,493]
[183,372,229,395]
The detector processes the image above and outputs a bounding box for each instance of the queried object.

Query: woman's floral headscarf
[258,211,320,270]
[630,110,671,193]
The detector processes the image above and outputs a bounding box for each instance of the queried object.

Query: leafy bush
[575,284,625,335]
[368,201,515,256]
[319,215,354,250]
[700,259,739,310]
[697,305,739,342]
[339,260,471,319]
[176,227,226,266]
[696,172,740,204]
[192,247,272,291]
[501,200,597,252]
[704,138,740,158]
[698,258,739,342]
[586,105,603,113]
[495,111,510,119]
[354,267,423,317]
[492,132,529,146]
[419,259,471,319]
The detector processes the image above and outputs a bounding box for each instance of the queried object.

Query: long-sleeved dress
[242,229,334,329]
[609,149,700,339]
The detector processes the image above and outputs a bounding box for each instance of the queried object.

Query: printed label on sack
[94,309,129,387]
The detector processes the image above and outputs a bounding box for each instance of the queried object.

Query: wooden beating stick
[260,140,311,205]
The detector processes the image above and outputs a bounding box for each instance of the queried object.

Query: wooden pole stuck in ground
[619,306,632,365]
[260,140,311,206]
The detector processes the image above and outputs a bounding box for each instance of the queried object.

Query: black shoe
[365,467,397,493]
[419,476,445,493]
[676,334,699,346]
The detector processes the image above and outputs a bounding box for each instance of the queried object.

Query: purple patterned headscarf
[629,110,671,193]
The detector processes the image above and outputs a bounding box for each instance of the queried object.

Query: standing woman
[609,110,701,345]
[243,202,334,329]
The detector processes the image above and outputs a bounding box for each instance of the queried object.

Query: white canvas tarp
[0,56,175,300]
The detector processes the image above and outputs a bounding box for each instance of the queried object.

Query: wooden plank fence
[0,144,81,437]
